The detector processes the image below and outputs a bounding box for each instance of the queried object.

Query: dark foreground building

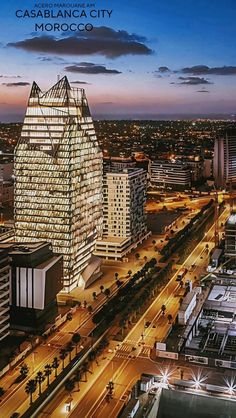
[0,242,63,333]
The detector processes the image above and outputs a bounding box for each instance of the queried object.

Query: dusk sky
[0,0,236,120]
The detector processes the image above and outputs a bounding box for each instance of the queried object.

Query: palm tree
[82,361,89,382]
[25,379,37,405]
[100,285,104,293]
[44,364,52,387]
[71,333,81,355]
[74,367,82,390]
[66,342,74,362]
[92,291,97,300]
[119,318,126,336]
[20,364,29,379]
[59,348,67,370]
[161,304,166,315]
[64,378,75,395]
[36,371,45,396]
[52,357,60,378]
[87,305,93,314]
[167,314,173,324]
[115,272,119,280]
[127,270,132,277]
[104,288,110,298]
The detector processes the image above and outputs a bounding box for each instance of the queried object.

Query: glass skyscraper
[14,76,103,292]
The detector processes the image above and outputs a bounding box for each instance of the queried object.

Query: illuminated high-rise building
[214,129,236,189]
[14,77,103,292]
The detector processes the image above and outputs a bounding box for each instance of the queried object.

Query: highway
[38,206,229,417]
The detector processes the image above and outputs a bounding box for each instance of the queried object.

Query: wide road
[39,207,229,417]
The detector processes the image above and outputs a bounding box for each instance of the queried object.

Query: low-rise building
[150,160,191,191]
[225,213,236,258]
[0,249,11,341]
[0,241,63,333]
[178,290,197,325]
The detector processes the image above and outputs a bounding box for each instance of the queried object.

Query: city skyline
[0,0,236,121]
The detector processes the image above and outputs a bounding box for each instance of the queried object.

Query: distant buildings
[214,129,236,189]
[225,213,236,258]
[150,160,191,191]
[14,77,103,292]
[0,249,11,341]
[0,242,63,333]
[0,155,14,207]
[95,166,150,260]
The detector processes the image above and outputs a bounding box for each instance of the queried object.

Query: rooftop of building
[226,213,236,226]
[0,241,50,255]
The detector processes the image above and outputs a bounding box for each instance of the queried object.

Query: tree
[119,318,126,336]
[100,285,104,293]
[143,255,148,263]
[0,387,4,397]
[116,279,122,288]
[66,342,74,362]
[67,312,73,321]
[71,333,81,355]
[115,272,119,280]
[83,300,87,308]
[20,364,29,379]
[92,291,97,301]
[167,314,173,324]
[59,348,67,370]
[74,368,82,390]
[44,364,52,387]
[52,357,60,378]
[127,270,132,277]
[161,304,166,315]
[104,288,110,298]
[87,305,93,315]
[64,378,75,395]
[135,253,140,260]
[36,371,45,396]
[25,379,37,405]
[82,361,89,382]
[152,239,156,246]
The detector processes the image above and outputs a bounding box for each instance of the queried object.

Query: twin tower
[14,77,103,292]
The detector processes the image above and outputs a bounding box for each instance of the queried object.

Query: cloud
[65,62,121,75]
[158,66,170,73]
[177,76,212,85]
[38,56,66,63]
[196,89,210,93]
[98,101,114,105]
[7,26,153,59]
[181,65,236,76]
[2,82,30,87]
[71,80,91,85]
[0,75,22,79]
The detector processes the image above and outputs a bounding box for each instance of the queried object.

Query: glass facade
[14,77,103,292]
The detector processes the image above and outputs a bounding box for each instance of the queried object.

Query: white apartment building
[95,167,150,260]
[150,160,191,191]
[0,249,11,341]
[14,77,103,292]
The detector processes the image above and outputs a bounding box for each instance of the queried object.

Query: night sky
[0,0,236,120]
